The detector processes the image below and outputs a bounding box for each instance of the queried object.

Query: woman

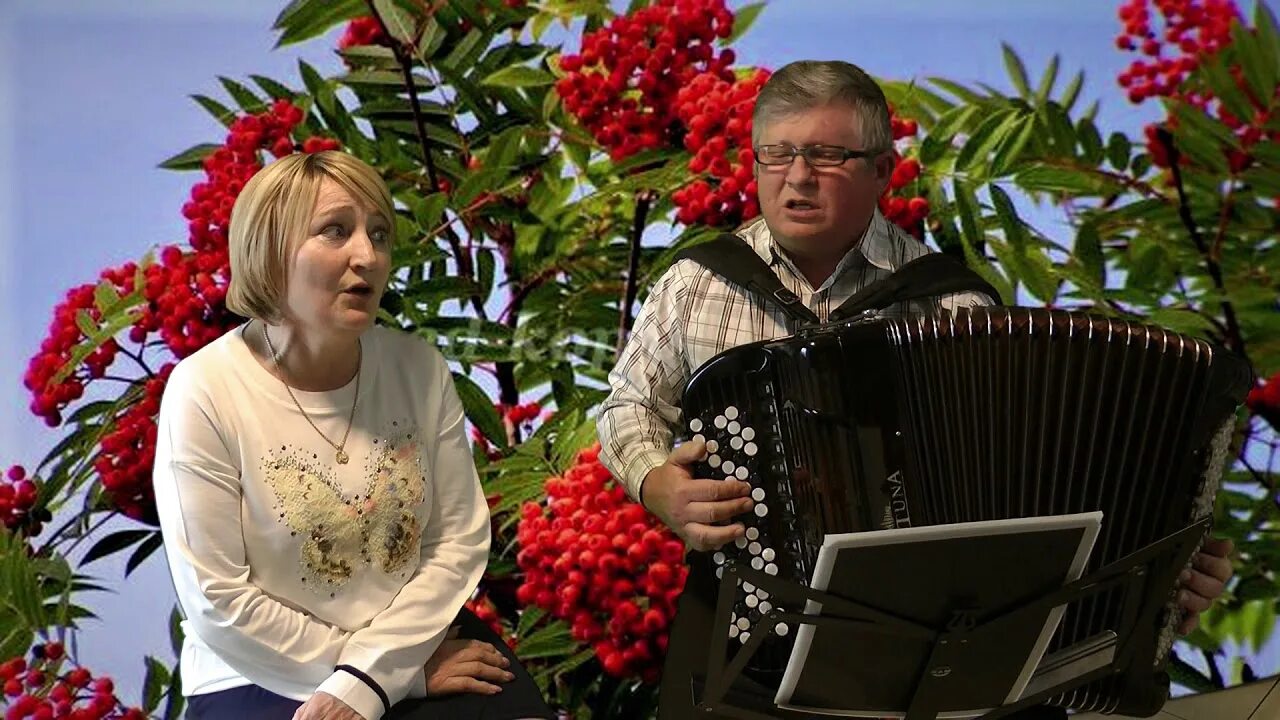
[153,151,554,720]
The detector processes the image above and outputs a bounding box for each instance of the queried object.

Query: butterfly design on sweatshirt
[261,423,428,594]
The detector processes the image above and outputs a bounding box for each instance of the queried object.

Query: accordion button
[736,537,749,549]
[737,617,751,631]
[775,623,789,637]
[746,594,759,608]
[744,442,758,456]
[751,557,764,570]
[759,601,773,614]
[749,542,762,555]
[728,421,741,434]
[716,567,723,579]
[742,427,756,441]
[751,488,765,501]
[765,563,778,575]
[709,454,721,468]
[762,548,776,562]
[726,406,739,420]
[715,415,727,429]
[757,589,770,601]
[689,418,703,432]
[731,437,744,450]
[746,527,759,541]
[706,440,719,453]
[713,552,725,565]
[755,504,769,517]
[739,632,750,644]
[723,461,736,474]
[729,625,739,638]
[743,582,755,593]
[735,467,750,480]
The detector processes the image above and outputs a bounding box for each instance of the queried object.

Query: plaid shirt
[596,209,993,501]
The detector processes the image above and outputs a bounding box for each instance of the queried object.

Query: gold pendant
[336,449,350,465]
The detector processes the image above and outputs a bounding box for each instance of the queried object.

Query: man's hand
[642,438,754,551]
[424,626,514,696]
[1176,537,1234,635]
[292,692,362,720]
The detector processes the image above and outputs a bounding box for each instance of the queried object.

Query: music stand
[659,513,1209,720]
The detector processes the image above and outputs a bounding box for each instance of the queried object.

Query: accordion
[662,307,1251,718]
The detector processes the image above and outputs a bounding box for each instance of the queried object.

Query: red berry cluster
[515,443,687,683]
[1116,0,1278,179]
[25,96,341,522]
[877,112,930,235]
[337,17,389,52]
[671,69,770,226]
[1115,0,1237,104]
[1,643,145,720]
[0,466,48,537]
[1247,371,1280,431]
[556,0,738,163]
[91,366,173,524]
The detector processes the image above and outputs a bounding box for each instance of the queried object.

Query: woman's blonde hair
[226,150,396,323]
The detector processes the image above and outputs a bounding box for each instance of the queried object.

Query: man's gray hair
[751,60,893,155]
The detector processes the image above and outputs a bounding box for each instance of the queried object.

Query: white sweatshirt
[153,323,491,720]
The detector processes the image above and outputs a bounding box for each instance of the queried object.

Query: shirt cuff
[316,669,387,720]
[624,448,671,506]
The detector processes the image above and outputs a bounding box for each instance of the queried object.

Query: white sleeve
[316,345,491,720]
[153,362,352,695]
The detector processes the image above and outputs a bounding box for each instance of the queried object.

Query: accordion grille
[888,307,1217,712]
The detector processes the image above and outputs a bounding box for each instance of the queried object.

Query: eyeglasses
[753,144,881,167]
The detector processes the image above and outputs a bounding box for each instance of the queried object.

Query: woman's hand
[292,692,362,720]
[425,626,515,696]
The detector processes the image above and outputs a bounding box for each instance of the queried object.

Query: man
[595,59,1232,716]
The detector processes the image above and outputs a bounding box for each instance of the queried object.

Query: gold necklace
[262,322,361,465]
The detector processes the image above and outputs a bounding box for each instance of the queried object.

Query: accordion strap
[674,233,1002,327]
[674,233,821,325]
[828,251,1003,322]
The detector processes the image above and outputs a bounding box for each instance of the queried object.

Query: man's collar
[740,209,898,275]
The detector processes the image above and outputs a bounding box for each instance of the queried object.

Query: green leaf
[143,656,171,713]
[190,95,237,128]
[725,2,766,45]
[273,0,366,47]
[989,115,1036,177]
[452,372,508,449]
[1231,18,1277,108]
[1015,164,1112,195]
[956,109,1019,175]
[1256,2,1280,75]
[988,185,1028,253]
[126,532,165,577]
[218,76,266,113]
[1106,132,1132,171]
[157,142,220,172]
[249,74,296,100]
[530,12,554,41]
[82,529,152,566]
[952,182,1015,304]
[75,309,97,339]
[1059,70,1084,111]
[1076,118,1104,165]
[1002,43,1031,98]
[1073,221,1106,290]
[1034,53,1060,104]
[372,0,416,44]
[169,605,185,657]
[482,65,556,89]
[93,281,122,315]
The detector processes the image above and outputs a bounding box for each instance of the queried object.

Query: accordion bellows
[676,307,1252,715]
